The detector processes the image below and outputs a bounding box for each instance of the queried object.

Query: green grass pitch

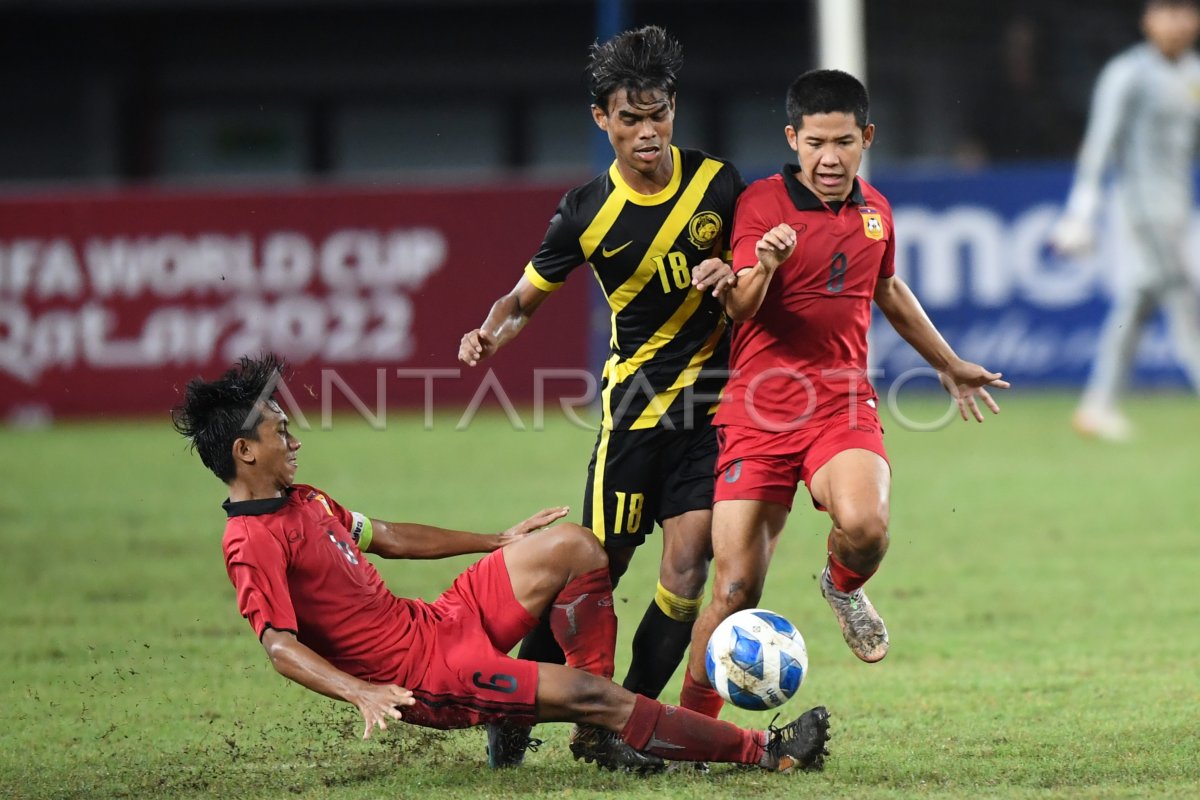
[1,392,1198,799]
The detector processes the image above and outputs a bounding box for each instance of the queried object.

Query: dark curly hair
[172,354,287,483]
[587,25,683,110]
[785,69,871,131]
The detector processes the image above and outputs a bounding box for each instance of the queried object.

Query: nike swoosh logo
[601,241,633,258]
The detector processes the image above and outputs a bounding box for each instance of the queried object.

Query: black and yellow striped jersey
[525,146,746,431]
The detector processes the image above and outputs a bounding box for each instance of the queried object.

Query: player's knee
[836,510,890,562]
[713,573,763,613]
[660,554,709,599]
[550,523,608,574]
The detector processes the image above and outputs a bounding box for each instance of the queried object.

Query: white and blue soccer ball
[705,608,808,710]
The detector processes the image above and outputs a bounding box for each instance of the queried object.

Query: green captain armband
[349,512,373,552]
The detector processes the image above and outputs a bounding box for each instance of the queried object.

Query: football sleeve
[879,206,896,280]
[731,186,772,272]
[526,193,585,291]
[224,520,298,640]
[1063,55,1136,226]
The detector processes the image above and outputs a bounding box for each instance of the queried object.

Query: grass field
[2,391,1198,799]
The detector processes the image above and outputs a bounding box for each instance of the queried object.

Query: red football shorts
[714,400,889,511]
[401,549,541,730]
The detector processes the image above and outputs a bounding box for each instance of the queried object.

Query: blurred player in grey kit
[1052,0,1200,441]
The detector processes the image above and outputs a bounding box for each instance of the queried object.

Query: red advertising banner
[0,184,591,421]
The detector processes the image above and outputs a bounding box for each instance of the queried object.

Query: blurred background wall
[0,0,1139,185]
[0,0,1194,421]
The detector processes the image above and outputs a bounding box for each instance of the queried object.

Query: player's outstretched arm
[874,275,1010,422]
[365,506,570,559]
[458,275,552,366]
[721,224,796,321]
[260,629,415,739]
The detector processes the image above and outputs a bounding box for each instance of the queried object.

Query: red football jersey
[716,168,895,431]
[222,483,431,685]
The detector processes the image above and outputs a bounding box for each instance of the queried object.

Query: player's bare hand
[459,329,496,367]
[498,506,570,546]
[692,258,738,299]
[352,683,415,740]
[755,224,797,272]
[938,359,1010,422]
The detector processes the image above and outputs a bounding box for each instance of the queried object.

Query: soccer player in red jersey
[173,355,832,774]
[680,70,1010,718]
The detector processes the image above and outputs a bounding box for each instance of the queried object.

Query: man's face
[240,401,301,488]
[592,88,675,181]
[1143,4,1200,59]
[785,112,874,203]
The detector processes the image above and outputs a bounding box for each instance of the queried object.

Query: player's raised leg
[502,523,618,679]
[621,508,711,699]
[682,499,789,717]
[534,662,831,773]
[808,448,891,663]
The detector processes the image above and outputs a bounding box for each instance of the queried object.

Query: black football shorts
[580,413,718,548]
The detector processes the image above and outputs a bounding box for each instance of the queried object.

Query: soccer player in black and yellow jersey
[459,25,745,768]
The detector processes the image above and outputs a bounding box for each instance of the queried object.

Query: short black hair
[785,69,871,131]
[587,25,683,110]
[172,354,286,483]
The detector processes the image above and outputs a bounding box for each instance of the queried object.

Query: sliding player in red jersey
[681,70,1009,719]
[173,355,831,774]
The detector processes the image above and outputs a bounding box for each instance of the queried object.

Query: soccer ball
[705,608,808,710]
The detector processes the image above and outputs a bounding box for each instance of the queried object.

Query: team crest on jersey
[860,208,884,241]
[687,211,723,249]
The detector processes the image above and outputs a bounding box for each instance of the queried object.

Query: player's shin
[826,531,880,592]
[621,583,699,698]
[679,603,726,717]
[679,668,724,718]
[550,568,616,679]
[620,694,762,764]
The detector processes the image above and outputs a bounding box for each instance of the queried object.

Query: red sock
[827,535,876,593]
[679,669,724,718]
[549,567,616,679]
[620,694,764,765]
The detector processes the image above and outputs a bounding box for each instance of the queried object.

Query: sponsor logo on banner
[0,228,445,384]
[0,185,591,417]
[872,188,1200,387]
